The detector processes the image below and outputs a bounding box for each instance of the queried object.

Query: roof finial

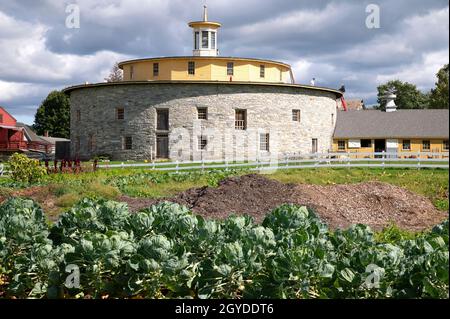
[203,5,208,21]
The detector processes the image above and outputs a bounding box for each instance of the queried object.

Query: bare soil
[120,174,447,231]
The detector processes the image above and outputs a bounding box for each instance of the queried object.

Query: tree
[33,91,70,138]
[376,80,430,110]
[430,64,449,109]
[104,62,123,82]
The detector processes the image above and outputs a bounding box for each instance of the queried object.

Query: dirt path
[120,174,447,231]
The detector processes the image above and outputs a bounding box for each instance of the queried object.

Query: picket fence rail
[96,151,449,172]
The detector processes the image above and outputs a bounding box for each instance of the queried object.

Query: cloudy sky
[0,0,448,124]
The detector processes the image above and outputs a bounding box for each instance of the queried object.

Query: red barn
[0,106,51,158]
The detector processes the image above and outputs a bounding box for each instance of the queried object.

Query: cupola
[188,6,221,56]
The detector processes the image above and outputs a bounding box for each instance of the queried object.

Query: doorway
[312,138,318,154]
[374,139,386,158]
[156,134,169,158]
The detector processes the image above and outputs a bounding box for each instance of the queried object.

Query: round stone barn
[64,7,343,161]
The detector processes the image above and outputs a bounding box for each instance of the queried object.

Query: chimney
[44,131,49,137]
[382,92,397,112]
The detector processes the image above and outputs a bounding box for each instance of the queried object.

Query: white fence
[96,151,449,173]
[0,152,447,178]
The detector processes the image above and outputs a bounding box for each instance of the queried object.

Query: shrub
[55,193,81,208]
[84,182,120,199]
[7,153,47,184]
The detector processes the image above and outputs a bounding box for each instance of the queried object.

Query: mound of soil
[120,174,448,231]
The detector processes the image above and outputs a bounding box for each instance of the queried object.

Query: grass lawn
[0,167,448,220]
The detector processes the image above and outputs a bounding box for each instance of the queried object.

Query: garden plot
[120,174,447,231]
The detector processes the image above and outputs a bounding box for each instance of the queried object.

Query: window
[402,140,411,150]
[235,109,247,130]
[130,65,134,80]
[361,139,372,148]
[331,113,334,126]
[123,136,133,150]
[338,140,346,151]
[0,114,3,123]
[211,32,216,50]
[260,65,265,78]
[194,31,199,50]
[76,110,81,122]
[188,61,195,75]
[153,63,159,77]
[422,140,430,151]
[227,62,234,76]
[260,133,270,151]
[292,109,301,122]
[88,134,96,152]
[444,140,449,151]
[75,136,80,154]
[197,107,208,120]
[202,31,209,48]
[198,136,207,150]
[156,109,169,130]
[312,138,318,154]
[116,108,124,120]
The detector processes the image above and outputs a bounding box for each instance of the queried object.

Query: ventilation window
[260,65,265,78]
[197,107,208,120]
[123,136,133,150]
[227,62,234,76]
[260,133,269,151]
[116,108,124,120]
[292,110,301,122]
[235,109,247,130]
[198,136,207,150]
[188,61,195,75]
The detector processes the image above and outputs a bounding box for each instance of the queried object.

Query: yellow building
[333,109,449,158]
[119,6,294,84]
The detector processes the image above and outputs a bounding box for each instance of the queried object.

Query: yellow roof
[188,21,221,28]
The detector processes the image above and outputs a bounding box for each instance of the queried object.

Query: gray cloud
[0,0,448,124]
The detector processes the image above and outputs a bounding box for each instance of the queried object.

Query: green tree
[33,90,70,138]
[104,62,123,82]
[430,64,449,109]
[376,80,430,111]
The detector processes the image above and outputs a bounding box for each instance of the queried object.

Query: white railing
[96,151,449,172]
[0,152,447,178]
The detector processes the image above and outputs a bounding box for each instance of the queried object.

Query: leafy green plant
[375,223,418,243]
[7,153,47,184]
[0,198,448,299]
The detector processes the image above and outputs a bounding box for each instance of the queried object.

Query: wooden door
[156,134,169,158]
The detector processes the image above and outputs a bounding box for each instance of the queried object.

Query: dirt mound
[120,174,447,231]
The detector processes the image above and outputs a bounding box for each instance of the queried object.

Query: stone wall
[69,82,338,161]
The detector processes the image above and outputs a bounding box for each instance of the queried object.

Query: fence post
[418,151,421,170]
[382,151,385,169]
[176,160,179,174]
[347,151,350,167]
[225,159,229,171]
[201,159,205,173]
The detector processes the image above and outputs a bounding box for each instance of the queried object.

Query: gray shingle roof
[15,122,47,143]
[39,136,70,144]
[333,109,449,139]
